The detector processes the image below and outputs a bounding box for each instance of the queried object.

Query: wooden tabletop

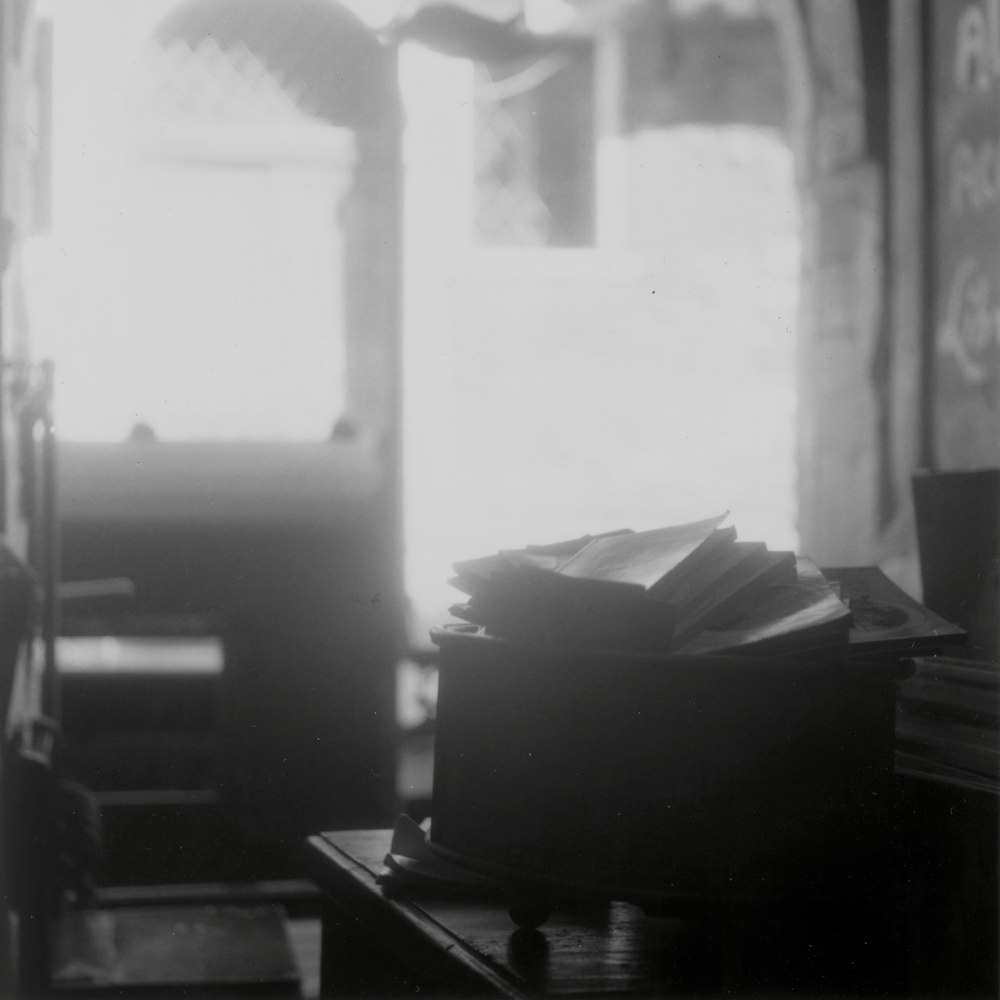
[303,829,918,998]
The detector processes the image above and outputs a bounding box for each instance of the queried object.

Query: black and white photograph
[0,1,997,997]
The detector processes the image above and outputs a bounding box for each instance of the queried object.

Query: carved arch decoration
[149,0,400,129]
[141,0,403,446]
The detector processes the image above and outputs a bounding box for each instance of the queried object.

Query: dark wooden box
[429,626,898,907]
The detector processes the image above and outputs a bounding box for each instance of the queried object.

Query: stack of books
[448,514,841,656]
[447,514,970,660]
[895,656,999,793]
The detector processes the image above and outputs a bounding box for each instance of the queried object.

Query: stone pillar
[769,0,886,566]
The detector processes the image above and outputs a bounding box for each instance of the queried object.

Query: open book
[448,516,837,656]
[676,557,852,658]
[555,513,733,593]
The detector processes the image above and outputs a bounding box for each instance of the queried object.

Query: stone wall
[1,0,50,559]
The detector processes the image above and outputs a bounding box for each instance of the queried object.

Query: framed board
[927,0,1000,467]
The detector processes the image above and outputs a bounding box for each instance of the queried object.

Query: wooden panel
[58,441,382,526]
[913,467,1000,660]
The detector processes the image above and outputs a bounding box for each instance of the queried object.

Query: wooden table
[304,828,950,998]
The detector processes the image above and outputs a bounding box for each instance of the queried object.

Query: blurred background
[23,0,800,645]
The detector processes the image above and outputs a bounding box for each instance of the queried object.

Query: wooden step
[60,731,223,793]
[60,672,221,735]
[95,788,220,809]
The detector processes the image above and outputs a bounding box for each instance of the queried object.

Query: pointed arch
[151,0,400,128]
